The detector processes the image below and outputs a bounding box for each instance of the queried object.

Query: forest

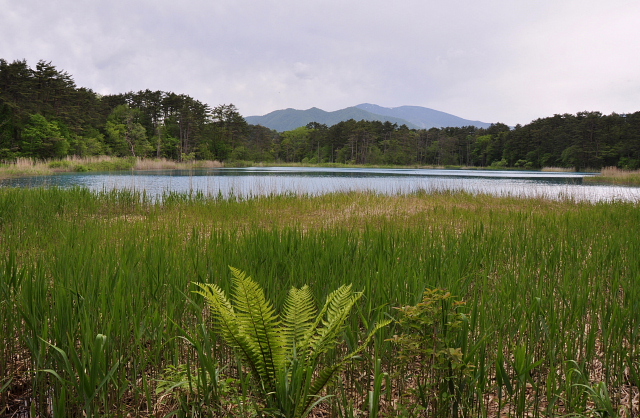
[2,58,640,170]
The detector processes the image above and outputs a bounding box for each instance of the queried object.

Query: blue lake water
[1,167,638,203]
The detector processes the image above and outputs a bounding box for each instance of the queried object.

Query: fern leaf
[192,282,238,344]
[283,285,317,352]
[192,282,263,385]
[306,286,363,360]
[301,284,352,346]
[324,285,359,325]
[228,268,285,391]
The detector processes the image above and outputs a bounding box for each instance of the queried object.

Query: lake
[1,167,638,202]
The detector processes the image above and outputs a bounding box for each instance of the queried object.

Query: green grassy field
[1,187,639,417]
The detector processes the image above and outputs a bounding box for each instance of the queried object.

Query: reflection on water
[1,167,638,203]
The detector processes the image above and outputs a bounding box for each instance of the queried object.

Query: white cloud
[1,0,639,125]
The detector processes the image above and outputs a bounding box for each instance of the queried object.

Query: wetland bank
[1,186,639,417]
[2,164,638,203]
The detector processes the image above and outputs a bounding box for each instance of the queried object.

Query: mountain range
[244,104,493,132]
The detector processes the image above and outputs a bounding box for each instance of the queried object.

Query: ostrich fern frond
[283,285,317,350]
[229,267,285,391]
[193,267,390,418]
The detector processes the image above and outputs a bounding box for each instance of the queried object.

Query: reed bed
[0,187,639,417]
[0,156,224,178]
[0,157,55,178]
[585,166,640,186]
[540,166,576,172]
[132,158,223,170]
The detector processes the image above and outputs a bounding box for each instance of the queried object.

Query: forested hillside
[1,59,639,169]
[0,59,251,161]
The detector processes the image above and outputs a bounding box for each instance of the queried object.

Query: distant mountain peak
[245,104,492,132]
[354,104,490,130]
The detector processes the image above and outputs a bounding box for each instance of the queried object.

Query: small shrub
[48,160,72,170]
[388,288,475,418]
[74,164,89,172]
[490,159,508,168]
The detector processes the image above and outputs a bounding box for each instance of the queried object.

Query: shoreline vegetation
[0,156,224,179]
[4,156,639,186]
[1,187,639,417]
[583,166,640,186]
[3,58,640,182]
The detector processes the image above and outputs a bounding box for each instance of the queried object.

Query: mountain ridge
[244,106,420,131]
[355,103,492,130]
[245,104,492,132]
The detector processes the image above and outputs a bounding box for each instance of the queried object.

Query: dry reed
[540,166,576,172]
[133,158,223,170]
[0,156,224,178]
[585,166,640,185]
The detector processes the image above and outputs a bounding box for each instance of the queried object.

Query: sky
[1,0,639,126]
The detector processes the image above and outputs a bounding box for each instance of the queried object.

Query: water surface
[1,167,637,203]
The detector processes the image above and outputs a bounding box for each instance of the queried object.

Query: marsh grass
[0,157,54,177]
[133,158,223,170]
[0,156,223,178]
[540,166,576,172]
[0,188,639,416]
[585,166,640,186]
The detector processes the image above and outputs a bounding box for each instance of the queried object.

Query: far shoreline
[4,156,636,186]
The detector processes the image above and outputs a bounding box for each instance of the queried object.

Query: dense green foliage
[1,187,639,416]
[389,289,475,418]
[2,59,640,169]
[0,59,250,161]
[264,114,640,170]
[194,268,389,417]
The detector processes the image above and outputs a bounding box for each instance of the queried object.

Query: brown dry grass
[585,167,640,186]
[0,156,225,179]
[541,166,576,172]
[133,158,223,170]
[145,191,578,239]
[600,167,638,177]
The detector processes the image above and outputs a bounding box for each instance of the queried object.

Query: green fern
[282,285,316,349]
[193,267,390,418]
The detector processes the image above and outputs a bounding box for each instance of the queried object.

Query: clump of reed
[133,157,223,170]
[540,166,576,172]
[584,166,640,186]
[0,156,224,178]
[0,157,53,177]
[0,188,638,417]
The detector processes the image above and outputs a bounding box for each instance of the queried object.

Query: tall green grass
[0,187,638,416]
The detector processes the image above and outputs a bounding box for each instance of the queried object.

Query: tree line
[275,111,640,170]
[0,59,251,161]
[2,59,640,169]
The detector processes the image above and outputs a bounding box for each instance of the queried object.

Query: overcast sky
[2,0,639,126]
